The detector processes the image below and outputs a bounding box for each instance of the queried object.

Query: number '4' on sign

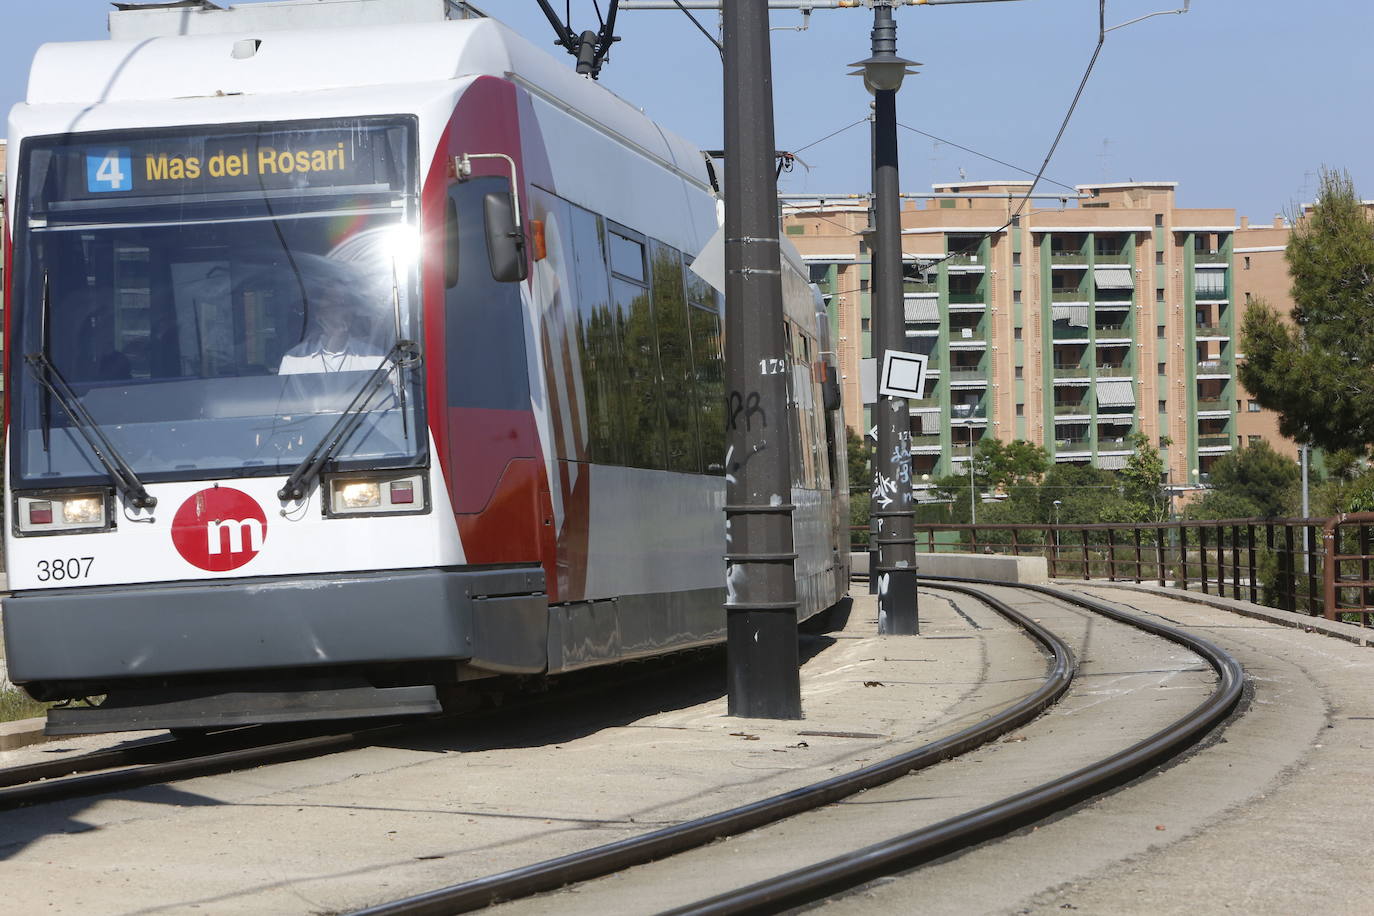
[86,149,133,193]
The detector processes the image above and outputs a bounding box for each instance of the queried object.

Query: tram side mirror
[823,366,842,412]
[483,191,528,283]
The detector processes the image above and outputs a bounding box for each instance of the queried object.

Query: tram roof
[22,9,707,188]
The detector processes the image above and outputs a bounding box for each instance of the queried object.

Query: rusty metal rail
[852,515,1373,625]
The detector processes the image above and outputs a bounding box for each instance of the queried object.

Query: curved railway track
[350,579,1243,916]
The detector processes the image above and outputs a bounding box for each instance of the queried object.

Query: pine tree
[1239,168,1374,453]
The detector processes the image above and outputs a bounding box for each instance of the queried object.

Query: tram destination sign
[35,117,410,205]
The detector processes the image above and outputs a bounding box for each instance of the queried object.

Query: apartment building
[785,179,1293,495]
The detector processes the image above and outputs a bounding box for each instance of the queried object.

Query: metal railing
[948,291,986,304]
[1092,251,1131,264]
[1193,251,1229,264]
[851,517,1374,625]
[1050,252,1089,264]
[1051,289,1089,302]
[1054,403,1091,415]
[1094,364,1132,378]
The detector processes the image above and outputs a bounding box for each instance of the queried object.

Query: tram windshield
[10,117,425,490]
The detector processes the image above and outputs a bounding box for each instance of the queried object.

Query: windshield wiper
[277,339,421,502]
[23,352,157,510]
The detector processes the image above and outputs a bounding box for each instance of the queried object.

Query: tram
[1,0,849,733]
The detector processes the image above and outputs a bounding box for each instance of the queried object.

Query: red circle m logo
[171,487,268,572]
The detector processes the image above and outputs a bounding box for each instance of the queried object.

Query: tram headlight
[338,481,381,509]
[15,491,112,535]
[63,496,106,525]
[325,473,427,517]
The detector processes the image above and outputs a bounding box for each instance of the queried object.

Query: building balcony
[1051,289,1090,302]
[1095,365,1133,378]
[1196,360,1231,376]
[1197,436,1233,449]
[904,281,938,295]
[1194,251,1229,265]
[1051,252,1090,264]
[1093,292,1134,305]
[1053,364,1091,378]
[1054,403,1091,417]
[1094,323,1130,336]
[1051,325,1091,340]
[948,291,986,305]
[1055,437,1092,449]
[944,253,985,269]
[910,433,943,448]
[946,368,988,382]
[1092,251,1132,265]
[907,397,941,411]
[1194,322,1230,334]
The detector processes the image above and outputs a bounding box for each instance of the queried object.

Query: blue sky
[4,1,1371,223]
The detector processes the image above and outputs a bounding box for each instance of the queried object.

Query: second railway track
[352,579,1243,916]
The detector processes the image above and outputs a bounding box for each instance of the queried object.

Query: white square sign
[879,351,929,399]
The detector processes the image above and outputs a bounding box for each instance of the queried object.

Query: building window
[860,278,870,292]
[1015,366,1023,379]
[1248,435,1262,446]
[1155,213,1164,227]
[1156,288,1165,303]
[1157,362,1166,375]
[1248,400,1262,412]
[1245,291,1252,304]
[1155,251,1164,265]
[1016,403,1024,416]
[1158,400,1167,411]
[861,318,870,332]
[1157,326,1165,339]
[1159,435,1169,447]
[1244,256,1251,270]
[1014,327,1023,340]
[1013,252,1021,266]
[1013,289,1022,303]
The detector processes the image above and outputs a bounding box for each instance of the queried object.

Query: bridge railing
[853,517,1374,626]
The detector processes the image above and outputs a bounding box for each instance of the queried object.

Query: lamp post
[1052,499,1062,566]
[964,421,977,525]
[853,0,920,636]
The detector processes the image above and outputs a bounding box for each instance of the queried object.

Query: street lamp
[856,0,920,636]
[1052,499,1062,564]
[964,421,977,525]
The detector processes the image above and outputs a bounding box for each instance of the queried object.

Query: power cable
[905,0,1109,277]
[670,0,724,58]
[896,123,1077,194]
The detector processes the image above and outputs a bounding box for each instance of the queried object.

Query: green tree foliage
[847,428,871,540]
[973,438,1050,493]
[1240,169,1374,453]
[1189,441,1300,519]
[1118,433,1170,522]
[1038,463,1136,524]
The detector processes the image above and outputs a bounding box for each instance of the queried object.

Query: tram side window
[446,177,529,410]
[687,272,725,475]
[650,242,700,473]
[611,228,668,469]
[567,202,628,465]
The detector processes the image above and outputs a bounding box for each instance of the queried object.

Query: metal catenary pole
[860,1,919,634]
[722,0,802,719]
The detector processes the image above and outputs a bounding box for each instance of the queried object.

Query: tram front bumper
[2,566,548,687]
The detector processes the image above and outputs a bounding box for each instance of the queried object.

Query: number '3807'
[36,558,94,582]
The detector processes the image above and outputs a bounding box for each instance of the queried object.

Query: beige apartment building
[784,179,1300,496]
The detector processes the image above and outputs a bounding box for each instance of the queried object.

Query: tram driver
[277,268,388,376]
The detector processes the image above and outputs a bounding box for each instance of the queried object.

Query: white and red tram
[1,1,849,732]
